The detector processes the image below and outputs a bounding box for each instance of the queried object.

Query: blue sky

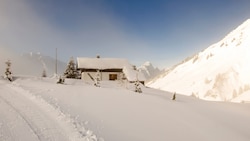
[1,0,250,68]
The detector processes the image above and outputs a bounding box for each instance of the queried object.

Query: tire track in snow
[0,80,40,141]
[0,83,69,141]
[0,95,42,141]
[0,81,70,140]
[1,80,99,141]
[0,98,36,141]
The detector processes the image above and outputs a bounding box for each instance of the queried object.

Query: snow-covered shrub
[42,69,47,77]
[172,92,176,100]
[57,76,65,84]
[134,80,142,93]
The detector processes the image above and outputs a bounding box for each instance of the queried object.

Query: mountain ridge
[138,61,161,80]
[147,19,250,102]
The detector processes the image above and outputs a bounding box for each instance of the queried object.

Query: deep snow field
[0,76,250,141]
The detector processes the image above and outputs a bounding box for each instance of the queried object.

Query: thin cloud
[0,0,151,67]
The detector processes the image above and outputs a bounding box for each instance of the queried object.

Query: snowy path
[0,80,95,141]
[0,84,68,141]
[0,95,39,141]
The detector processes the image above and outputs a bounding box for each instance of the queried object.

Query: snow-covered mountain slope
[138,61,161,80]
[147,19,250,102]
[0,48,66,77]
[0,77,250,141]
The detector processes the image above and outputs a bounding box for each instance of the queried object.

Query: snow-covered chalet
[76,56,145,84]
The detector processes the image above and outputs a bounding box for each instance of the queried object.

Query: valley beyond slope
[147,19,250,102]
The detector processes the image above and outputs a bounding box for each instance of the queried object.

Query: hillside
[147,19,250,102]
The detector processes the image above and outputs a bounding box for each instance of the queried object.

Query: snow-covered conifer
[64,57,78,78]
[5,60,13,81]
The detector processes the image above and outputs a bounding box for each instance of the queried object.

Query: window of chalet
[109,74,117,80]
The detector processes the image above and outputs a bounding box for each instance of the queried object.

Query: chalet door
[109,74,117,80]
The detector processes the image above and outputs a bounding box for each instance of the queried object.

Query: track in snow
[0,80,97,141]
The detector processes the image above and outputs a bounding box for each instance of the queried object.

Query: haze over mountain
[0,47,66,77]
[147,19,250,103]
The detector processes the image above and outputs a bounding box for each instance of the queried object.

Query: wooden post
[55,48,58,76]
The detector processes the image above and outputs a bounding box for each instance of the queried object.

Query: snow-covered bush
[57,76,65,84]
[42,69,47,77]
[134,80,142,93]
[172,92,176,100]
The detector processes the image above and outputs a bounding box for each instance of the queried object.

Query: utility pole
[55,48,58,76]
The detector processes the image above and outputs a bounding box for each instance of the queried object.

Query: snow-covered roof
[77,57,131,70]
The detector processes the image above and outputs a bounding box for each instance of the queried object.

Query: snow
[77,57,131,70]
[232,90,250,103]
[147,19,250,102]
[0,76,250,141]
[0,77,97,141]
